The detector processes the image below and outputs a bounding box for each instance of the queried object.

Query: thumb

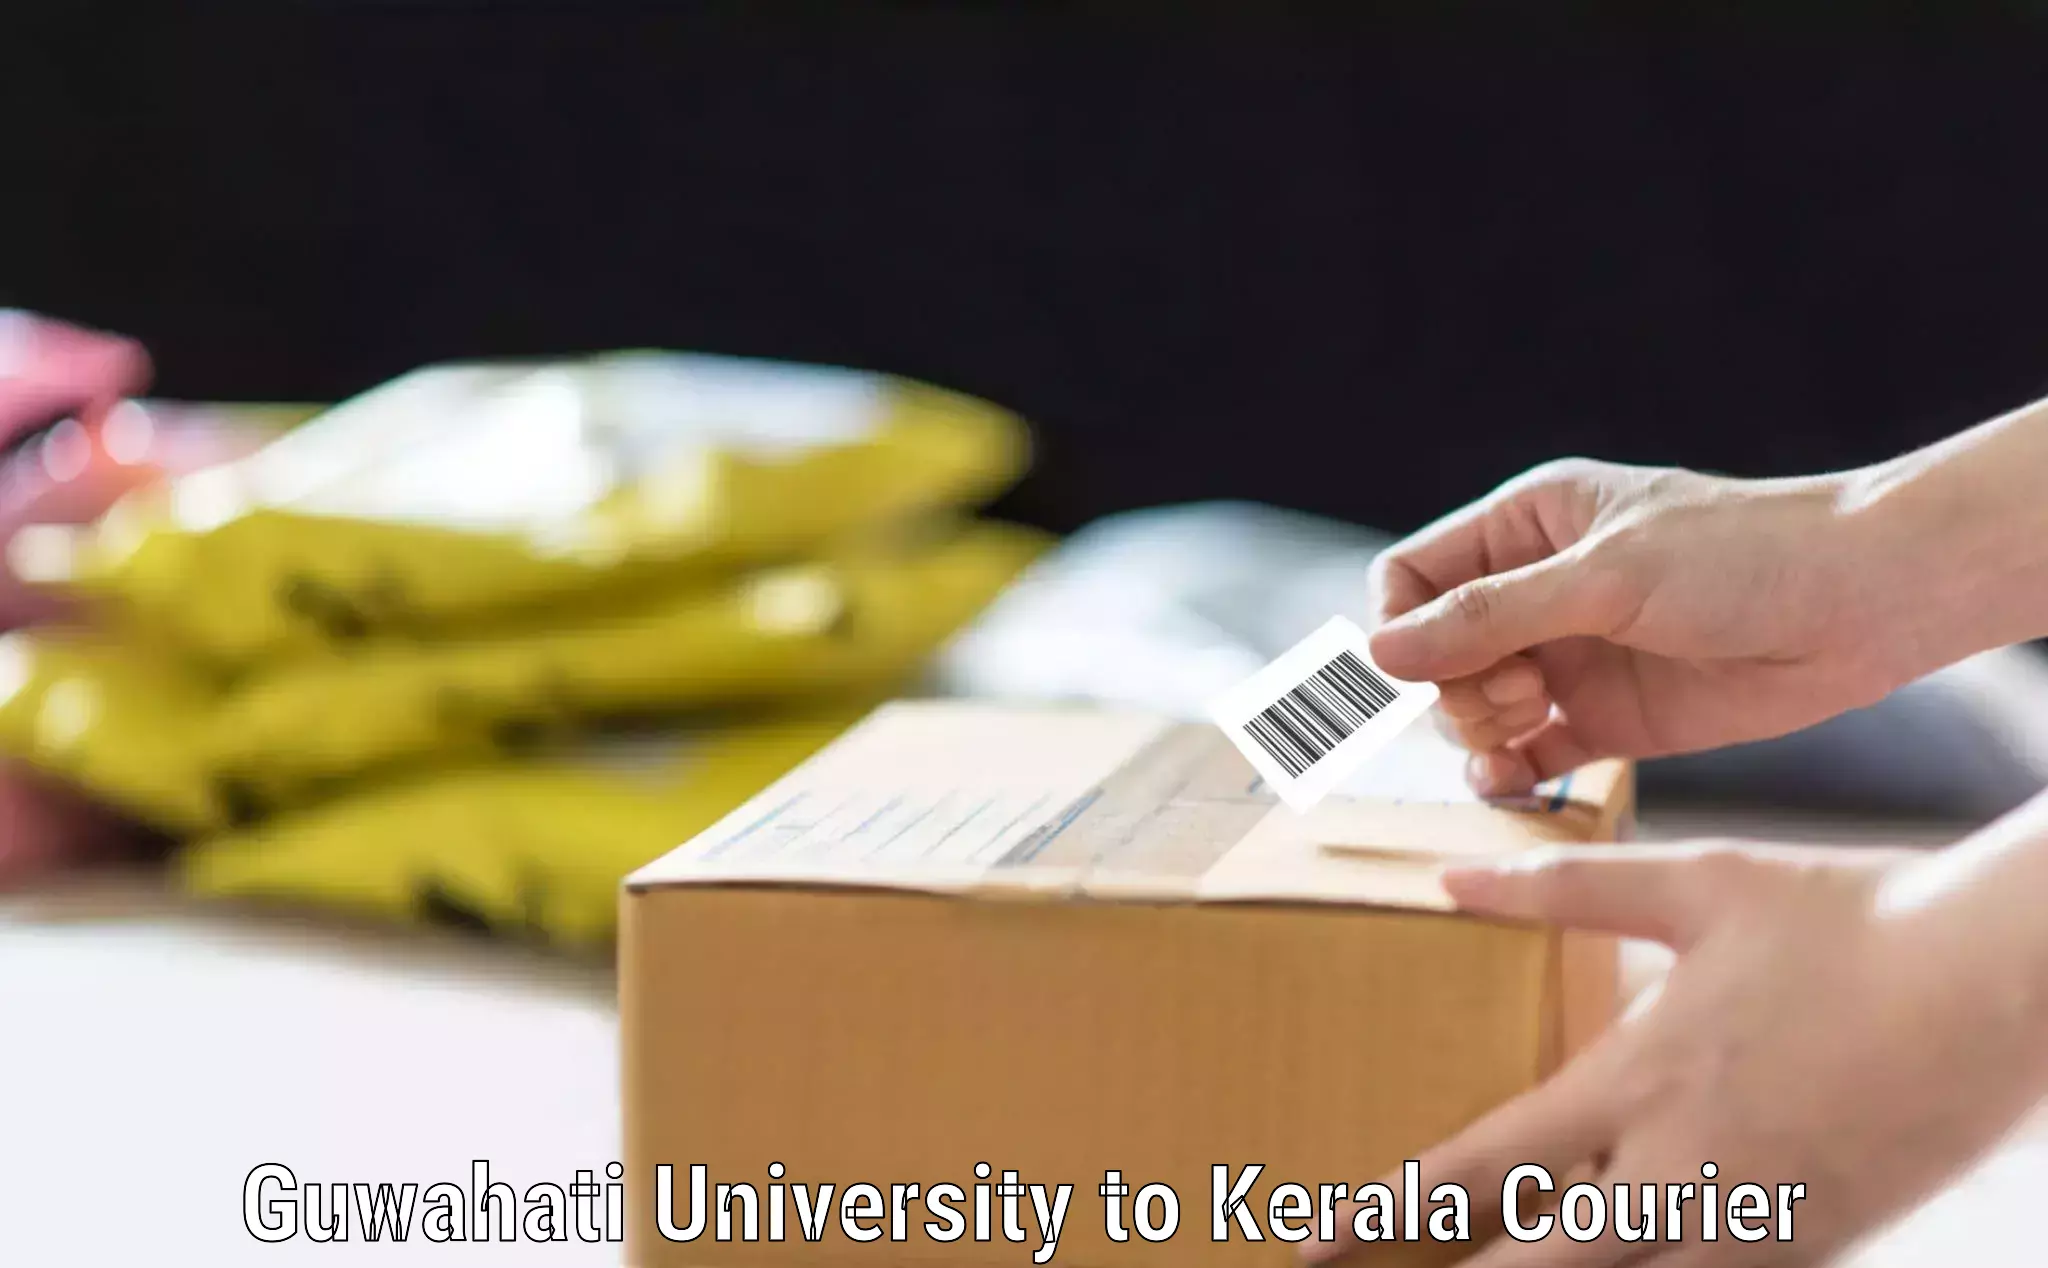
[1369,551,1618,682]
[1440,844,1730,948]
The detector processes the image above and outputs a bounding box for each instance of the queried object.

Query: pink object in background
[0,308,152,432]
[0,312,269,624]
[0,312,272,885]
[0,311,158,620]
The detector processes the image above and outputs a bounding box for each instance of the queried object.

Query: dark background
[9,6,2048,535]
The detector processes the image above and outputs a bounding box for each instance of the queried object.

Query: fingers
[1511,718,1606,787]
[1433,659,1556,798]
[1466,749,1539,797]
[1437,658,1553,756]
[1372,460,1605,627]
[1449,712,1605,794]
[1455,1226,1651,1268]
[1445,703,1553,760]
[1373,550,1628,683]
[1458,714,1605,799]
[1437,660,1546,716]
[0,311,152,437]
[1372,495,1533,625]
[1438,843,1745,947]
[1456,1143,1742,1268]
[1306,1055,1622,1265]
[1375,547,1446,627]
[1454,1224,1654,1268]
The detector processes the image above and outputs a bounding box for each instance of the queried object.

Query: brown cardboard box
[621,701,1634,1268]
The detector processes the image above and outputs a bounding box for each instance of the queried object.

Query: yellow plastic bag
[198,520,1047,817]
[177,703,874,950]
[0,632,225,832]
[20,353,1030,664]
[0,522,1044,834]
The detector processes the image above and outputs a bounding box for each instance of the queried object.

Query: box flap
[627,700,1630,911]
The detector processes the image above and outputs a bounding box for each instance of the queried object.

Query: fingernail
[1482,668,1540,705]
[1465,751,1512,795]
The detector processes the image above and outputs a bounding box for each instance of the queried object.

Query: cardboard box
[621,701,1633,1268]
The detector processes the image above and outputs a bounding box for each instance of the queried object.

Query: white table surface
[0,812,2037,1266]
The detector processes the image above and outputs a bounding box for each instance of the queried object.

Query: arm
[1306,794,2048,1266]
[1365,392,2048,795]
[1872,782,2048,1036]
[1841,393,2048,673]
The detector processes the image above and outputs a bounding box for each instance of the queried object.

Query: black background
[10,5,2048,535]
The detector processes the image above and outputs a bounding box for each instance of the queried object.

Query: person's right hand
[1304,833,2048,1267]
[1369,458,1935,796]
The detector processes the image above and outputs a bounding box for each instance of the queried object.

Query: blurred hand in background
[0,311,271,883]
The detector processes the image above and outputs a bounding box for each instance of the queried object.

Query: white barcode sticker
[1207,616,1441,812]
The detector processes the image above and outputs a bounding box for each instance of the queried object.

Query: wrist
[1877,813,2048,1070]
[1832,429,2048,673]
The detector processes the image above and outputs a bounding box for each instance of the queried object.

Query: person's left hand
[1303,841,2048,1266]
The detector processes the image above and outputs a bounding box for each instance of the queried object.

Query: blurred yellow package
[0,632,225,832]
[177,703,875,949]
[19,352,1030,664]
[199,519,1048,821]
[0,523,1043,835]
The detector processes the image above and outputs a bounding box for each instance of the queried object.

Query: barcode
[1242,650,1401,778]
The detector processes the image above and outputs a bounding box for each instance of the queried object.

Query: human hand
[1369,459,1930,796]
[0,313,183,888]
[0,310,161,534]
[1304,840,2048,1266]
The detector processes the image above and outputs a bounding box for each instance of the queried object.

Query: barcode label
[1245,649,1401,776]
[1208,617,1440,812]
